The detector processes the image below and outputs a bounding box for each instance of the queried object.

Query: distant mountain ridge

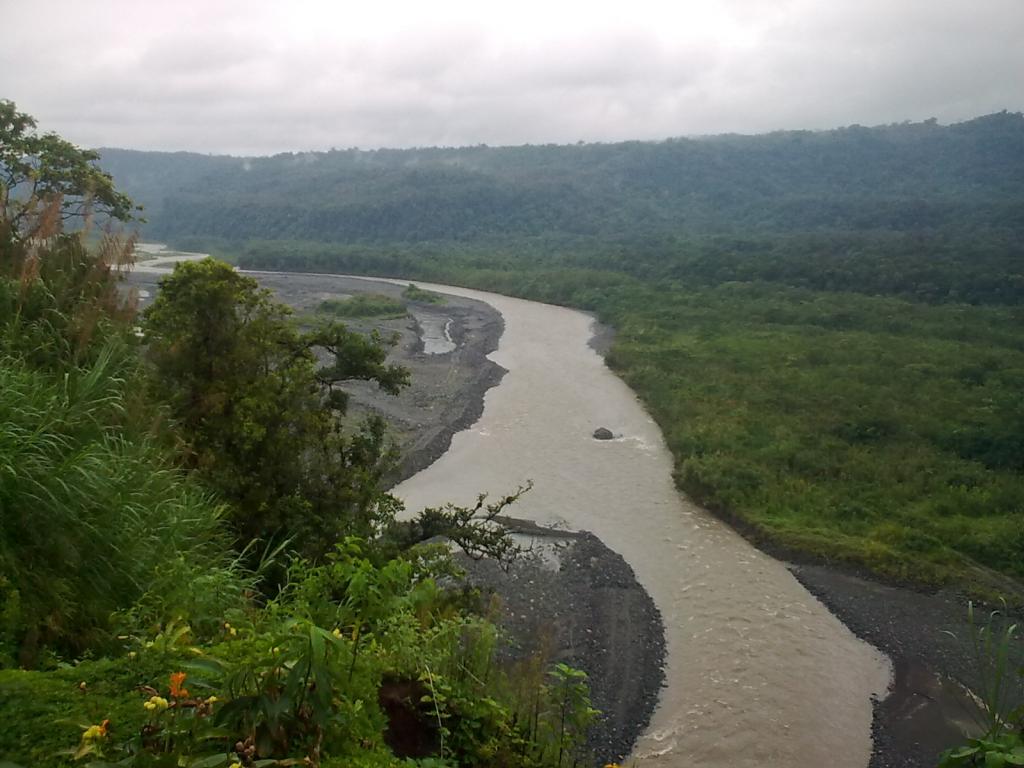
[98,111,1024,244]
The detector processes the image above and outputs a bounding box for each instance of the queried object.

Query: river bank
[127,268,508,483]
[457,520,666,763]
[126,265,668,761]
[347,275,1011,768]
[794,564,1021,768]
[127,262,1015,767]
[241,273,668,762]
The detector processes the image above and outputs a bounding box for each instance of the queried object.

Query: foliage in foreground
[1,99,138,243]
[0,229,247,666]
[0,542,598,768]
[0,346,244,666]
[1,106,598,768]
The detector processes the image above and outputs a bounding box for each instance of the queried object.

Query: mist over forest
[103,112,1024,244]
[99,112,1024,310]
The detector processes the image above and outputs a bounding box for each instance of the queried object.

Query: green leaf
[197,726,234,740]
[184,657,228,677]
[189,754,232,768]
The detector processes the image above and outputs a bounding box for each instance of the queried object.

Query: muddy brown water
[134,251,892,766]
[380,280,892,768]
[411,310,456,354]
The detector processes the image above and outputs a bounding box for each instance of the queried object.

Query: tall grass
[0,345,247,664]
[961,602,1023,739]
[0,231,250,666]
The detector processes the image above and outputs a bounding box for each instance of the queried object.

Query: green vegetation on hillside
[602,283,1024,585]
[101,112,1024,246]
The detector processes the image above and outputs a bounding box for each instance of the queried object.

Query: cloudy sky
[1,0,1021,155]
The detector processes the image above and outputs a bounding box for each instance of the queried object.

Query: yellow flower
[144,695,169,712]
[82,720,110,741]
[205,695,219,705]
[229,626,237,637]
[331,628,342,638]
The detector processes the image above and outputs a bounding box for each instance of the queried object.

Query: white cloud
[0,0,1021,153]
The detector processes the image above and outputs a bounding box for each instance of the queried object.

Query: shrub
[318,293,407,318]
[402,283,446,305]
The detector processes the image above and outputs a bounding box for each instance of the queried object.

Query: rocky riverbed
[126,266,667,762]
[127,263,1022,768]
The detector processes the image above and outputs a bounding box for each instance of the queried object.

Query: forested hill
[100,112,1024,244]
[76,104,1024,604]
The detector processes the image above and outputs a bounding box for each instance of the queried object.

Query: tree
[0,100,137,242]
[0,103,139,371]
[143,259,409,558]
[382,483,532,567]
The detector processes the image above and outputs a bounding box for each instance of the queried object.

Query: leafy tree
[382,484,532,566]
[0,99,137,242]
[143,259,409,557]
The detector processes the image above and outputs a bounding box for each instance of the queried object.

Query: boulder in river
[593,427,614,440]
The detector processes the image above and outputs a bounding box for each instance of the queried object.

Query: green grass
[598,282,1024,591]
[0,657,154,767]
[401,283,446,305]
[318,293,407,318]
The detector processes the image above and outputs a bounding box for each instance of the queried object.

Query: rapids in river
[384,279,892,768]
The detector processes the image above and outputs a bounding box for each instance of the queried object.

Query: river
[382,279,892,768]
[133,249,892,766]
